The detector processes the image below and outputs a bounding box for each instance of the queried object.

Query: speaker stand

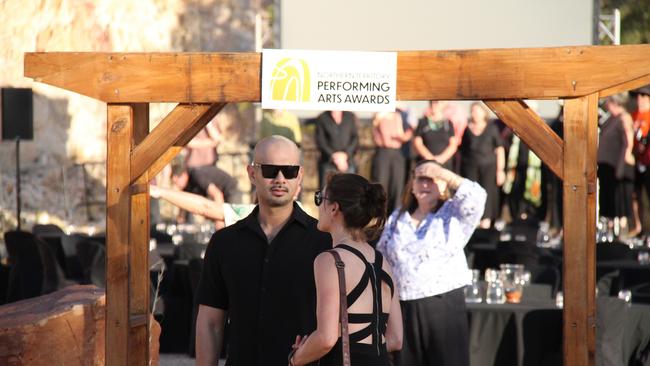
[15,137,21,231]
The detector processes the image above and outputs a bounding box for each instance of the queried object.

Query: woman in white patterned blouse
[377,160,486,366]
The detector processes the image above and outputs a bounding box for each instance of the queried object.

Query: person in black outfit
[195,136,332,366]
[289,174,402,366]
[412,100,458,170]
[315,111,359,188]
[598,96,629,220]
[460,102,505,228]
[599,95,636,233]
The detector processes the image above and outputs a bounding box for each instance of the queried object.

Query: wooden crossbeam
[485,100,564,180]
[24,45,650,103]
[563,94,598,366]
[599,74,650,98]
[130,103,225,183]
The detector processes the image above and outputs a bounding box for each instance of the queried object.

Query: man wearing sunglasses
[195,135,332,366]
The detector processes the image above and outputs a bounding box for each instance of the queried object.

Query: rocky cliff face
[0,0,275,232]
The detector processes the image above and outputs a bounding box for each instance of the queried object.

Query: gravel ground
[159,353,226,366]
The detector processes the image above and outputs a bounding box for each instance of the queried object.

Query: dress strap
[336,244,369,263]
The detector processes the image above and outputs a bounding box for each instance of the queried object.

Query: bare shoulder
[381,258,395,277]
[314,251,337,273]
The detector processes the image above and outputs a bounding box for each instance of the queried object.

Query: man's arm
[196,305,227,366]
[150,185,224,222]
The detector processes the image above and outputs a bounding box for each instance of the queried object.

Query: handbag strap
[327,250,351,366]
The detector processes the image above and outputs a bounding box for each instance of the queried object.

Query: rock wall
[0,0,276,232]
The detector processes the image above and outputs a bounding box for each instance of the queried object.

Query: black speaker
[1,88,33,141]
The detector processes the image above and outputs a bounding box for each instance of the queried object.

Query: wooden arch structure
[24,44,650,365]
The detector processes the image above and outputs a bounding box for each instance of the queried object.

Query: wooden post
[563,94,598,366]
[129,103,150,365]
[106,104,134,365]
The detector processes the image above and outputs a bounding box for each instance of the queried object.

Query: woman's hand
[289,335,308,366]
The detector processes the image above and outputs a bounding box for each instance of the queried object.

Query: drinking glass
[485,269,505,304]
[465,269,482,303]
[500,264,525,303]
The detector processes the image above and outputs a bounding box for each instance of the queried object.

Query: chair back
[497,240,540,268]
[76,239,103,285]
[596,241,635,261]
[35,237,67,294]
[522,310,563,366]
[32,224,65,237]
[4,230,44,302]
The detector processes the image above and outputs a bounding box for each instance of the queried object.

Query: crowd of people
[193,135,484,366]
[151,85,650,365]
[597,86,650,239]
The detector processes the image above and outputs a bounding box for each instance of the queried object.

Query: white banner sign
[261,49,397,112]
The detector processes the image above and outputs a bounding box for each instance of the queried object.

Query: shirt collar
[241,202,311,232]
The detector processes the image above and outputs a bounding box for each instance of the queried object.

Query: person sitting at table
[288,173,403,365]
[377,160,486,366]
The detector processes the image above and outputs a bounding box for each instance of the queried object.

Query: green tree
[601,0,650,44]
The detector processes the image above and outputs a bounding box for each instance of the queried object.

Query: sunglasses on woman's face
[314,190,330,206]
[251,163,300,179]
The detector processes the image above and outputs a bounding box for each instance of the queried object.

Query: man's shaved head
[253,135,301,165]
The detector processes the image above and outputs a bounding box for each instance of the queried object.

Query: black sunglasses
[252,163,300,179]
[314,190,330,206]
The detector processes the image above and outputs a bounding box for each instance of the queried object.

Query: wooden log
[23,45,650,103]
[485,99,564,180]
[563,94,598,366]
[0,285,161,366]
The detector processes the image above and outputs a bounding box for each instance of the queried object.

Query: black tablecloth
[467,297,650,366]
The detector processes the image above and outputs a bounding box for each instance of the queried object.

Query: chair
[468,228,500,247]
[38,235,67,277]
[76,239,104,286]
[4,231,44,302]
[175,242,206,261]
[150,227,173,245]
[36,236,69,294]
[530,265,561,297]
[630,283,650,304]
[619,268,650,291]
[59,234,85,280]
[522,310,563,366]
[4,230,69,302]
[508,218,540,243]
[32,224,65,237]
[596,241,635,261]
[497,241,541,268]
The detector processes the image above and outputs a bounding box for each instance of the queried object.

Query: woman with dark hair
[377,160,486,366]
[288,173,403,366]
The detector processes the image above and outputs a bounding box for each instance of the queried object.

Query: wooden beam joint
[485,99,565,180]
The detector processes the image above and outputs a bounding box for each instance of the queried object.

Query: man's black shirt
[196,203,332,366]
